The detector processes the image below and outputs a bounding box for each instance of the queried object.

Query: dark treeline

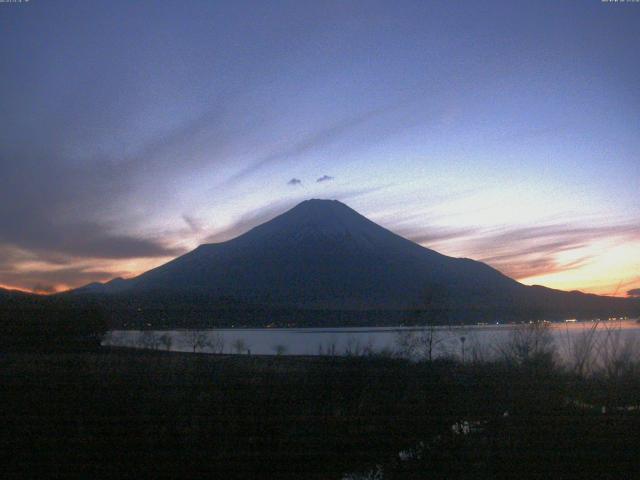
[2,349,640,479]
[53,289,640,329]
[3,284,638,332]
[0,295,106,352]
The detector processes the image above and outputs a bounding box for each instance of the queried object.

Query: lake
[104,319,640,365]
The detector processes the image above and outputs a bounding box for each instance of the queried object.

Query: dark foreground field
[1,349,639,479]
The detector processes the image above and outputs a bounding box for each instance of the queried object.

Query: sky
[1,0,639,296]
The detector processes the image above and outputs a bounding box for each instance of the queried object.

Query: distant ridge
[62,199,639,326]
[71,277,128,295]
[0,287,33,298]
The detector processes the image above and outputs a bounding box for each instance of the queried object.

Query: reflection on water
[104,319,640,365]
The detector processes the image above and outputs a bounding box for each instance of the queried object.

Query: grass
[2,347,640,479]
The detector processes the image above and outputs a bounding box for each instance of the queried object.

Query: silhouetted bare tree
[231,338,248,354]
[185,331,211,353]
[159,333,173,351]
[209,332,225,353]
[497,322,555,367]
[395,327,450,361]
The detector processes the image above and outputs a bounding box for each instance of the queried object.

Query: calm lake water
[104,319,640,364]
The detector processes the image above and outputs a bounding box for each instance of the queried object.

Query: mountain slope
[70,199,639,323]
[124,200,522,309]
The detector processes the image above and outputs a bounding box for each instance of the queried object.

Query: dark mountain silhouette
[123,199,523,309]
[67,199,638,325]
[71,277,128,295]
[0,287,31,298]
[0,288,107,351]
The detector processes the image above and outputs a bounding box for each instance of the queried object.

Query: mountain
[0,287,33,299]
[125,199,523,309]
[71,277,128,295]
[69,199,639,325]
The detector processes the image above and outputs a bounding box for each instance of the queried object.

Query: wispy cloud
[316,175,334,183]
[287,178,302,186]
[182,214,204,234]
[0,261,127,294]
[333,184,393,202]
[403,221,640,281]
[467,223,640,279]
[204,199,297,244]
[402,227,479,245]
[0,89,253,291]
[227,107,393,183]
[0,216,184,260]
